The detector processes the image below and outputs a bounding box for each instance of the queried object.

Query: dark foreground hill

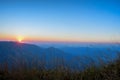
[0,52,120,80]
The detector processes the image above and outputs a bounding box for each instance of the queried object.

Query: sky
[0,0,120,43]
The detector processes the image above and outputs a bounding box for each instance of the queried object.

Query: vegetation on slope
[0,53,120,80]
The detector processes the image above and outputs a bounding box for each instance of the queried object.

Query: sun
[17,36,24,42]
[18,39,22,42]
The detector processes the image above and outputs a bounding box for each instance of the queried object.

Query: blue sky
[0,0,120,43]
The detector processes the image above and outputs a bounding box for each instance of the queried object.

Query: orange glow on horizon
[0,34,119,43]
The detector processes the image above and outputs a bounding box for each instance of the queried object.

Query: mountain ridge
[0,41,74,63]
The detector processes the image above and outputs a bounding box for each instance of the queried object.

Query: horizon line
[0,40,120,44]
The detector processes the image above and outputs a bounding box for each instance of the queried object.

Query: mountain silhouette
[0,41,74,66]
[1,41,118,69]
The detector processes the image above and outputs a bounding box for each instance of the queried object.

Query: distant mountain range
[0,41,120,69]
[0,41,74,66]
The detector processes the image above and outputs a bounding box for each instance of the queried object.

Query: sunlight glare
[17,36,24,42]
